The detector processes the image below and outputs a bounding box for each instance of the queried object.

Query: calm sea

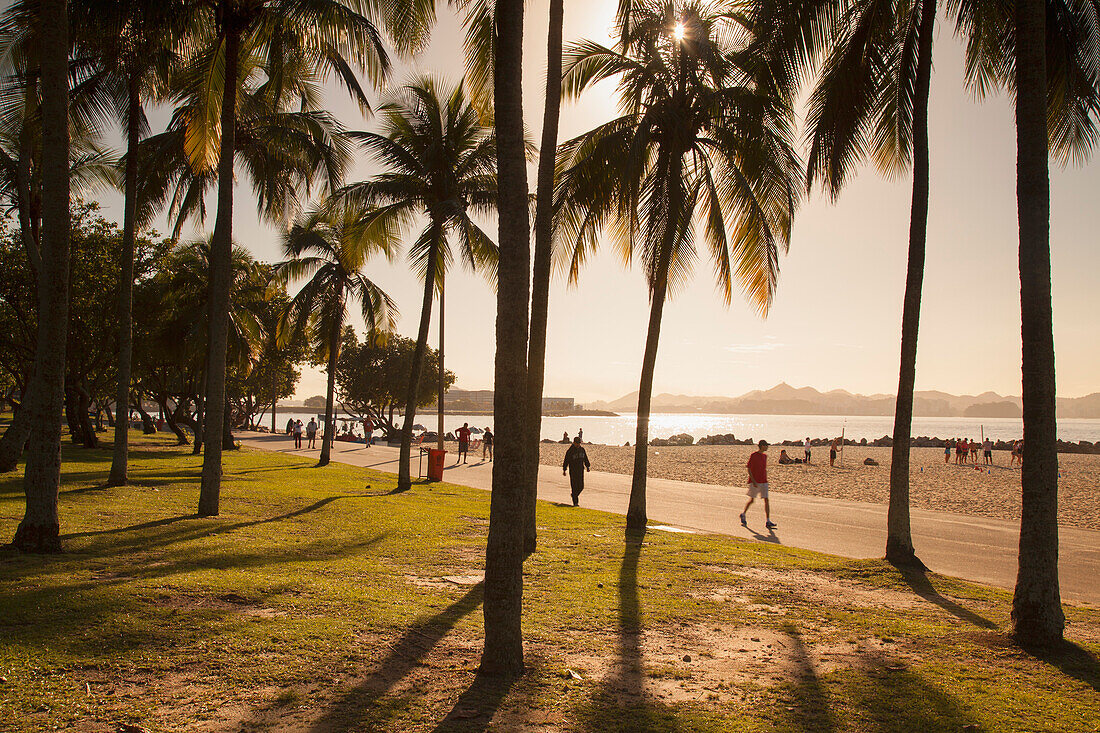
[266,410,1100,445]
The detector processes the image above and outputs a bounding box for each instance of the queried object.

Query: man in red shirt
[456,423,472,464]
[740,440,777,530]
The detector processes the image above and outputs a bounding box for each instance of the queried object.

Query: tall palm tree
[556,0,801,531]
[754,0,1099,569]
[9,0,69,552]
[947,0,1100,645]
[179,0,390,517]
[67,0,188,487]
[279,201,397,467]
[336,75,499,493]
[480,0,530,678]
[0,2,117,474]
[521,0,565,556]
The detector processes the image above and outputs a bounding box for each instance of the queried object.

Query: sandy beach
[538,443,1100,531]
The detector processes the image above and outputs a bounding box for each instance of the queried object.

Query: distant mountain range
[585,383,1100,418]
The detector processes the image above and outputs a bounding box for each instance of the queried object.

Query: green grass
[1,432,1097,732]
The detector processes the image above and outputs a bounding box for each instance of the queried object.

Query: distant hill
[587,383,1100,418]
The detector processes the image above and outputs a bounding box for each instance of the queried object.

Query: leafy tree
[279,201,397,466]
[335,330,453,436]
[556,0,801,530]
[303,395,327,409]
[336,75,499,490]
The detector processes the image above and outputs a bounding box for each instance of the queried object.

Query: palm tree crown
[557,0,801,311]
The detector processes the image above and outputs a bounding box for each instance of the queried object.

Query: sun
[673,22,685,41]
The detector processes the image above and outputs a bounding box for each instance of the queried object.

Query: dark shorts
[830,449,837,460]
[459,441,469,452]
[984,450,992,457]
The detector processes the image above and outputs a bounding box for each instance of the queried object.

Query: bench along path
[238,431,1100,606]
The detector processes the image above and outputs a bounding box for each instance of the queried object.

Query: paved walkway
[239,431,1100,606]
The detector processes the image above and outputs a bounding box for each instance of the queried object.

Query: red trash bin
[427,448,447,481]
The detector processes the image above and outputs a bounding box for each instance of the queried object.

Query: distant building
[439,389,574,413]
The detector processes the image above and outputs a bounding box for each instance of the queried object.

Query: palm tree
[67,0,188,487]
[336,75,499,493]
[755,0,1100,573]
[556,0,801,531]
[279,201,397,467]
[521,0,565,556]
[948,0,1099,646]
[178,0,390,517]
[9,0,69,552]
[480,0,530,678]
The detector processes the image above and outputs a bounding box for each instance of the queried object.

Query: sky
[93,1,1100,404]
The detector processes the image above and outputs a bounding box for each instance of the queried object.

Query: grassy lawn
[1,432,1097,732]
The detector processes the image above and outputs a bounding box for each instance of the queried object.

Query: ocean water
[265,410,1100,445]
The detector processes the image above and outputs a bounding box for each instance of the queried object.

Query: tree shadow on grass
[838,655,979,732]
[781,624,837,732]
[300,582,484,733]
[896,567,997,629]
[1018,638,1100,692]
[430,671,515,732]
[573,528,690,733]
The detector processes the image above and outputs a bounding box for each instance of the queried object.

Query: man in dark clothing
[562,436,591,506]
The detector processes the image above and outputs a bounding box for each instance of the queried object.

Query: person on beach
[804,437,811,463]
[829,437,842,467]
[363,417,373,447]
[482,427,494,461]
[982,438,993,465]
[306,418,318,449]
[578,427,583,442]
[1011,440,1023,467]
[293,419,303,449]
[741,440,776,530]
[456,423,472,463]
[945,439,952,463]
[563,431,569,443]
[956,438,966,465]
[286,418,294,435]
[562,436,591,506]
[970,440,979,463]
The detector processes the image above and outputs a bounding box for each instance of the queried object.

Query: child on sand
[741,440,777,530]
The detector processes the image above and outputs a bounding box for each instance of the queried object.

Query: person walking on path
[286,418,295,435]
[803,436,811,463]
[293,419,304,449]
[456,423,472,464]
[306,418,318,449]
[829,437,842,467]
[741,440,776,530]
[482,427,494,461]
[563,436,591,506]
[363,417,374,448]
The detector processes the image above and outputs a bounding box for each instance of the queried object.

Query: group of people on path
[455,423,494,463]
[286,418,319,450]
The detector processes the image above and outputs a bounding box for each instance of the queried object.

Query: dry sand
[539,443,1100,531]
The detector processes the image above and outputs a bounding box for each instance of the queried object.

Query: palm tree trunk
[437,276,445,450]
[627,157,681,532]
[481,0,530,678]
[319,303,343,467]
[271,369,277,434]
[198,9,240,517]
[11,0,69,553]
[522,0,564,556]
[397,234,439,491]
[108,78,142,487]
[1011,0,1063,646]
[885,0,935,569]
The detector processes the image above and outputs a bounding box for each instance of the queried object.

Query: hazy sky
[97,2,1099,403]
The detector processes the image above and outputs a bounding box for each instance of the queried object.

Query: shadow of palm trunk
[782,624,837,731]
[431,672,516,732]
[302,582,484,732]
[897,568,997,629]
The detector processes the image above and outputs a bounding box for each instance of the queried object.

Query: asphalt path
[239,431,1099,606]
